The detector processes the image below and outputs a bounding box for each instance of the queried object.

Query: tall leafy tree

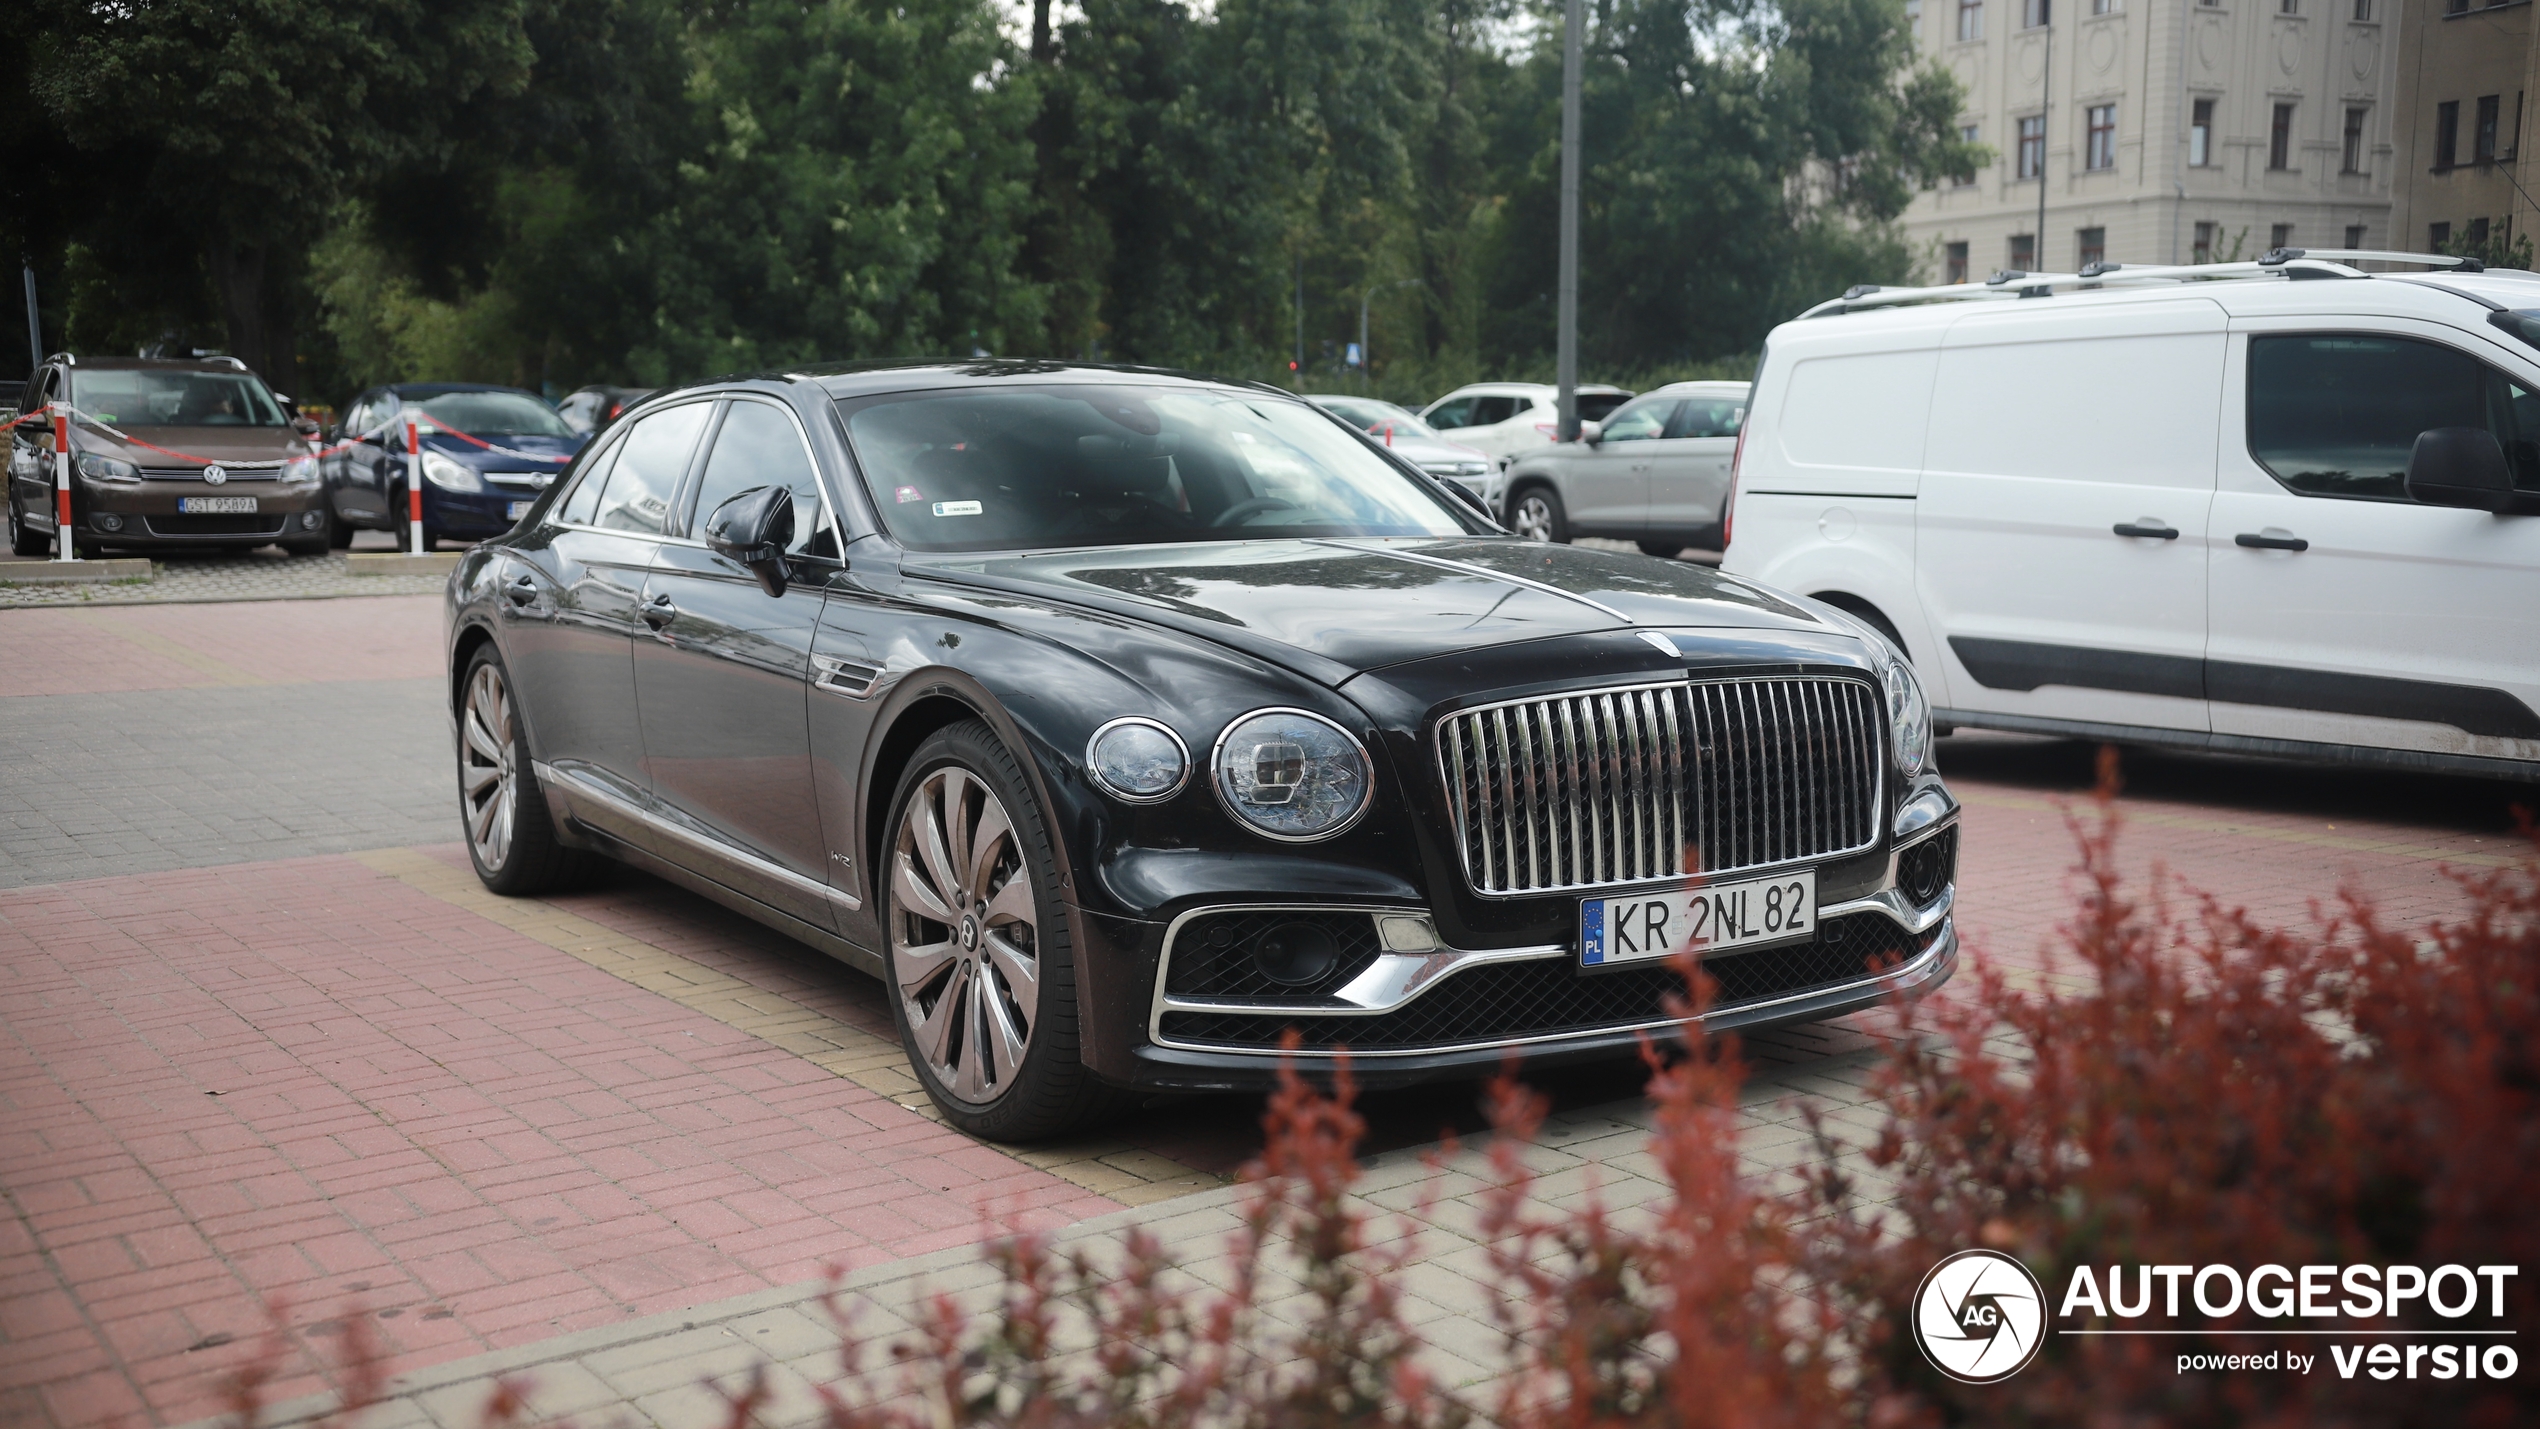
[28,0,537,379]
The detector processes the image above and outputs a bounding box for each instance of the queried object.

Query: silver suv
[1501,380,1749,556]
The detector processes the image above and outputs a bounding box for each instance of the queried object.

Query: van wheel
[1508,485,1569,543]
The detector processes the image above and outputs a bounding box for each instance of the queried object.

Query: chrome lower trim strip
[1154,919,1958,1060]
[533,760,861,912]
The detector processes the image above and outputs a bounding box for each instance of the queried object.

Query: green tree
[28,0,538,381]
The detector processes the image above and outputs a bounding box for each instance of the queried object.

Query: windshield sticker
[932,500,983,517]
[895,485,924,504]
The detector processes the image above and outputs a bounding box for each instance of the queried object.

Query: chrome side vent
[1437,676,1883,896]
[811,654,883,698]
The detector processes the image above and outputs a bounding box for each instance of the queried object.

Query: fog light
[300,511,325,530]
[1251,920,1341,987]
[92,513,124,533]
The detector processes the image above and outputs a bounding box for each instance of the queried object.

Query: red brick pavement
[0,855,1120,1429]
[0,598,442,697]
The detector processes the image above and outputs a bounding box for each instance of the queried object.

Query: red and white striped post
[404,415,424,555]
[52,404,73,563]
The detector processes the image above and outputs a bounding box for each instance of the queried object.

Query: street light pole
[1557,0,1583,441]
[1359,279,1421,387]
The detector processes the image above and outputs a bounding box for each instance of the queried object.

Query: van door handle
[640,592,678,629]
[2234,530,2309,552]
[2111,520,2179,539]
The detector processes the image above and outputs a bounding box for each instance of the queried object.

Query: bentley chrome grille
[1437,676,1883,895]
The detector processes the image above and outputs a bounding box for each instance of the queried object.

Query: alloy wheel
[1512,492,1556,542]
[889,766,1041,1104]
[461,663,518,872]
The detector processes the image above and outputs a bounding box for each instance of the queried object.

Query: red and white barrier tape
[22,404,577,468]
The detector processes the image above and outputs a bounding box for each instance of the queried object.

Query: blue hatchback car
[322,384,587,547]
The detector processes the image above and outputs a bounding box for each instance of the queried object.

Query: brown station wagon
[7,355,328,558]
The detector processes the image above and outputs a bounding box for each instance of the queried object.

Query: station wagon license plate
[1580,869,1815,969]
[177,496,257,514]
[507,501,532,519]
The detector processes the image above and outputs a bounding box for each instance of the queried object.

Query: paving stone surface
[2,586,2528,1428]
[0,534,444,609]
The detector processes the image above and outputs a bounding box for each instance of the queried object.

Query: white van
[1721,250,2540,781]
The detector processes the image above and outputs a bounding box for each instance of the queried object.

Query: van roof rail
[1800,247,2510,319]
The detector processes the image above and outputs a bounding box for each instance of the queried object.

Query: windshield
[1314,396,1438,439]
[412,391,574,437]
[72,369,286,427]
[841,385,1478,553]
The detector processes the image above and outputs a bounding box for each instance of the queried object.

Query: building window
[2078,227,2107,268]
[2278,0,2297,13]
[2023,0,2050,26]
[2475,96,2501,163]
[2092,0,2115,12]
[2446,0,2468,14]
[1947,242,1971,283]
[2470,217,2492,247]
[2353,0,2370,17]
[2344,223,2367,247]
[2018,115,2046,178]
[1959,0,1984,39]
[2191,99,2215,166]
[2193,221,2216,263]
[2086,105,2118,169]
[1954,125,1981,184]
[2430,221,2452,250]
[2269,103,2295,170]
[2516,93,2527,161]
[2342,107,2366,173]
[2435,101,2460,170]
[2010,234,2037,270]
[2270,223,2294,252]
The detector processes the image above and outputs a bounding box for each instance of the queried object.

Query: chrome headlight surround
[1881,657,1931,778]
[419,450,479,492]
[1210,708,1374,843]
[1086,716,1191,804]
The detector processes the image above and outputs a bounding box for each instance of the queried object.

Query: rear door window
[587,401,710,534]
[2247,333,2537,499]
[1668,398,1746,439]
[1426,397,1476,429]
[1469,396,1522,426]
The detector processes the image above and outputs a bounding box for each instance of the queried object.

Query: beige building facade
[1900,0,2403,279]
[2389,0,2535,257]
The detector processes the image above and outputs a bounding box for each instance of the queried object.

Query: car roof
[57,355,261,375]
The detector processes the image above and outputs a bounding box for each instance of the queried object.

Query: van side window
[2247,334,2538,500]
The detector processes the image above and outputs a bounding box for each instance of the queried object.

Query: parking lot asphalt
[2,594,2526,1428]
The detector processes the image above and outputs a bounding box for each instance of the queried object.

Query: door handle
[2234,530,2309,552]
[2111,520,2179,539]
[503,574,538,607]
[640,592,678,629]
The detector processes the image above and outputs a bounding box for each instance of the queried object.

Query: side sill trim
[534,760,863,912]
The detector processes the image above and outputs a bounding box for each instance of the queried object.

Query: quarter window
[587,402,710,535]
[685,400,836,558]
[2247,334,2539,501]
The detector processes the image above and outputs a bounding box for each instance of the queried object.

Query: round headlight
[1882,658,1931,777]
[1212,708,1372,842]
[1086,717,1189,803]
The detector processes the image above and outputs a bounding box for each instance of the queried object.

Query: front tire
[459,644,601,895]
[883,720,1121,1141]
[7,500,45,557]
[1507,484,1569,543]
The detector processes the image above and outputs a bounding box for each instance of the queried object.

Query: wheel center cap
[959,915,979,951]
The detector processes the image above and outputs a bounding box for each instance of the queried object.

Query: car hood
[900,537,1832,686]
[78,426,307,465]
[1379,434,1489,467]
[424,432,585,467]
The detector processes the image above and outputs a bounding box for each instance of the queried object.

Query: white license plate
[507,500,532,519]
[178,496,257,514]
[1580,869,1816,968]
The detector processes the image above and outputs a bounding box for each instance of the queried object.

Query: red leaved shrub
[208,753,2535,1429]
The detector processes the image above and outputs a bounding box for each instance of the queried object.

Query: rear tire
[458,644,604,895]
[1507,484,1569,543]
[882,719,1126,1141]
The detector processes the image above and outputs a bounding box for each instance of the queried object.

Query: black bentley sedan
[443,362,1958,1140]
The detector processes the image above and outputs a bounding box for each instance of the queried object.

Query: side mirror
[1579,420,1603,446]
[705,485,795,597]
[2406,427,2514,513]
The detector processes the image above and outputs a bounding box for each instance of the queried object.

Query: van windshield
[72,370,286,427]
[839,385,1479,553]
